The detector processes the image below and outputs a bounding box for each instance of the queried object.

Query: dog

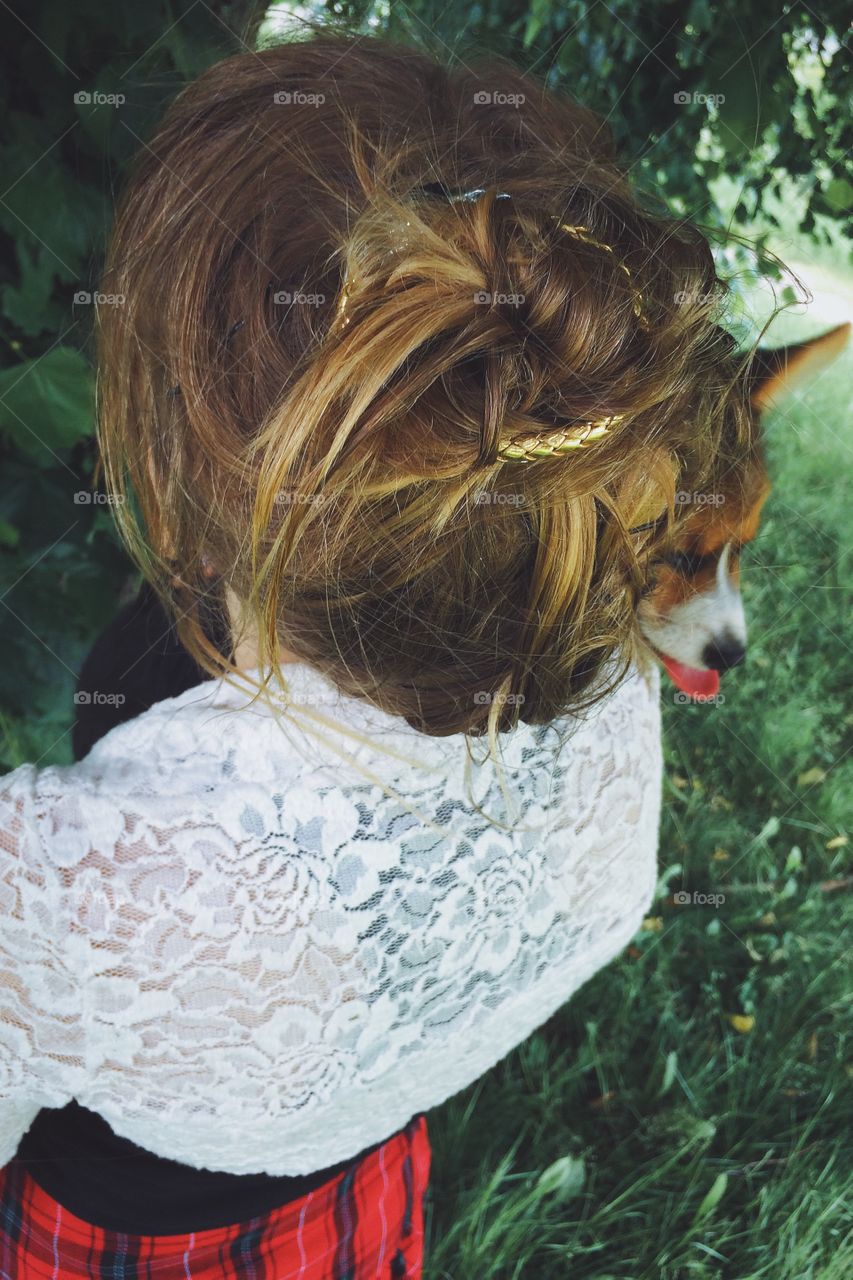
[639,321,850,699]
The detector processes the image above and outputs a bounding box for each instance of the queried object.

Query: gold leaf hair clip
[331,185,644,461]
[496,416,622,462]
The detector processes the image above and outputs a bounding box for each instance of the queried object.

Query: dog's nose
[702,637,746,672]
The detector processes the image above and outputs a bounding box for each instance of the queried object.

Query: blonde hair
[95,29,754,822]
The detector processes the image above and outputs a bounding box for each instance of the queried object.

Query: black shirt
[12,1101,387,1233]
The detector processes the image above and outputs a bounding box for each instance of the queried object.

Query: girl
[0,27,753,1278]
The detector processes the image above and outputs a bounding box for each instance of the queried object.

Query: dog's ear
[749,321,850,412]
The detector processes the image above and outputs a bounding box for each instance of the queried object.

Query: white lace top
[0,659,662,1176]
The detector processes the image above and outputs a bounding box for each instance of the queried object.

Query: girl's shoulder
[0,657,662,882]
[0,677,285,872]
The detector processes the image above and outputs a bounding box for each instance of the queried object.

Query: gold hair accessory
[331,187,644,461]
[496,416,622,461]
[553,222,645,322]
[334,274,356,329]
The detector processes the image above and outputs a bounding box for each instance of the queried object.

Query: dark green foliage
[386,1,852,245]
[0,0,265,761]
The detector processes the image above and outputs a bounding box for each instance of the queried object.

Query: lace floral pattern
[0,661,661,1175]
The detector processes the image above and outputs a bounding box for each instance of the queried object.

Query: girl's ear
[748,321,850,412]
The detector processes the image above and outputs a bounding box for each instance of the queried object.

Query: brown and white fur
[639,322,850,697]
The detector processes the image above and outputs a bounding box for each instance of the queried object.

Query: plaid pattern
[0,1114,430,1278]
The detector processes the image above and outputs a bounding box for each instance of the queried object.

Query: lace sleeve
[0,764,90,1166]
[0,663,664,1177]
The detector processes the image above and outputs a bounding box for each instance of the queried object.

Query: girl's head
[97,29,755,739]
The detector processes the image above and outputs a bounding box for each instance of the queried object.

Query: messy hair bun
[97,29,750,739]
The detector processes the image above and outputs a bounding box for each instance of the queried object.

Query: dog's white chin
[637,542,746,692]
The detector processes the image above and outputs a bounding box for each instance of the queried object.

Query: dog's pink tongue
[661,657,720,699]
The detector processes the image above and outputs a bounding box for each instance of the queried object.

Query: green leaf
[0,346,94,464]
[657,863,684,897]
[534,1153,586,1202]
[784,845,803,873]
[0,141,99,282]
[821,178,853,215]
[524,0,555,49]
[658,1049,678,1096]
[692,1172,728,1224]
[2,243,61,337]
[0,520,20,548]
[757,816,781,843]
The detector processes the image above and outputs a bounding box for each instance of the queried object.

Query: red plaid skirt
[0,1114,430,1278]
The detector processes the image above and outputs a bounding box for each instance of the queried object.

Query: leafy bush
[0,0,264,762]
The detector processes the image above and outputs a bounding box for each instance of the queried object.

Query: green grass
[422,250,853,1276]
